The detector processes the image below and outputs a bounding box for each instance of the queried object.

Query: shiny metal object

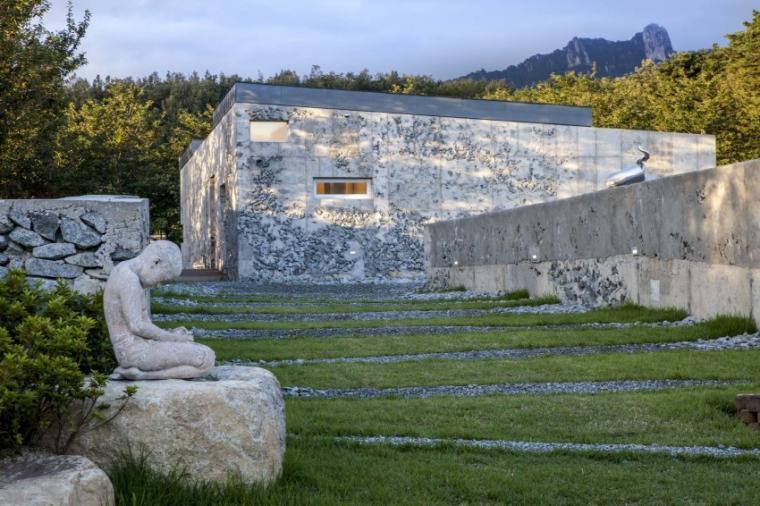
[606,146,650,188]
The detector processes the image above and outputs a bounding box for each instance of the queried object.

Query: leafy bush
[0,268,124,453]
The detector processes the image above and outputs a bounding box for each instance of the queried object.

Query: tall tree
[0,0,89,197]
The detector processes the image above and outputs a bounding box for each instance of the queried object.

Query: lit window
[314,179,371,199]
[250,121,289,142]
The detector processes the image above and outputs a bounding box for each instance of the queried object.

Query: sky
[45,0,755,81]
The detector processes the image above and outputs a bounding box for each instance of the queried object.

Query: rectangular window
[250,121,289,142]
[314,178,372,199]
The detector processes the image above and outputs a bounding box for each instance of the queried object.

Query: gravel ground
[225,333,760,367]
[163,281,426,301]
[333,435,760,458]
[193,317,699,340]
[281,379,741,399]
[153,303,589,323]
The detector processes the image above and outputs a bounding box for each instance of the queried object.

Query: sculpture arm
[122,282,191,342]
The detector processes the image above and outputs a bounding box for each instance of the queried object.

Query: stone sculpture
[104,240,215,380]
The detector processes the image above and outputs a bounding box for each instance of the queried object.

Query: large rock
[0,234,8,251]
[25,258,83,279]
[9,227,46,248]
[80,211,107,234]
[65,251,102,268]
[32,242,76,260]
[30,211,60,240]
[69,366,286,484]
[0,215,13,234]
[0,451,114,506]
[0,254,8,266]
[8,210,31,229]
[60,217,102,249]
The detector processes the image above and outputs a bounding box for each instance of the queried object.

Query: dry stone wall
[0,197,149,293]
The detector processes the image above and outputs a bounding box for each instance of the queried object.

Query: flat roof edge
[212,82,592,128]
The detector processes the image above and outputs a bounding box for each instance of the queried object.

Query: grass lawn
[287,385,760,448]
[265,348,760,389]
[151,295,560,315]
[160,305,689,331]
[204,316,755,361]
[110,437,760,505]
[114,290,760,504]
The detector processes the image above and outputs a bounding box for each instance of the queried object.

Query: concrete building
[179,83,716,282]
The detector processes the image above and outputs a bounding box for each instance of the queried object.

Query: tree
[0,0,89,197]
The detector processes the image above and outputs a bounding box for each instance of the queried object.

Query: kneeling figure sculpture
[104,240,215,380]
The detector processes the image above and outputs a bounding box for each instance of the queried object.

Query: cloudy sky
[45,0,754,81]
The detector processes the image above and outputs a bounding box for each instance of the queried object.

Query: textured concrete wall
[180,110,239,278]
[0,197,150,293]
[182,100,715,282]
[425,159,760,320]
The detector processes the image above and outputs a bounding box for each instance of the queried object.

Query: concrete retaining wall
[425,159,760,321]
[0,196,150,293]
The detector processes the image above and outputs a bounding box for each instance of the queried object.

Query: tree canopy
[0,3,757,242]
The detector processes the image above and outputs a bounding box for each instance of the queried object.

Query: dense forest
[1,1,758,241]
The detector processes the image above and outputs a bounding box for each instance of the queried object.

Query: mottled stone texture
[425,159,760,319]
[0,197,150,293]
[181,102,715,282]
[0,451,114,506]
[69,366,286,485]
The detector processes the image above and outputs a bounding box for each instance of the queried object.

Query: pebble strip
[282,379,740,399]
[230,333,760,367]
[333,435,760,459]
[153,303,588,323]
[164,281,426,301]
[194,318,699,340]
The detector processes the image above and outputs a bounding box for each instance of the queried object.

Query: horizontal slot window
[315,179,371,199]
[250,121,289,142]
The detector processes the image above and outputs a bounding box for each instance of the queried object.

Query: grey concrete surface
[424,159,760,320]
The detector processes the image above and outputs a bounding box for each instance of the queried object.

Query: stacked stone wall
[0,197,150,293]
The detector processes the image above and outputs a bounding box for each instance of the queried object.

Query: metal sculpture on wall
[606,146,650,188]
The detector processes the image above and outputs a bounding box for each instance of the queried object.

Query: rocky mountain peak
[462,24,675,87]
[641,23,673,62]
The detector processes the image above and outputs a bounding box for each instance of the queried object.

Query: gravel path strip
[193,318,699,340]
[225,333,760,367]
[153,303,588,323]
[282,379,741,399]
[332,435,760,458]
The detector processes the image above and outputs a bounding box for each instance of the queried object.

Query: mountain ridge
[463,24,674,87]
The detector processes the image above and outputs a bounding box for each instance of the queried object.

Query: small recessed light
[453,261,459,266]
[349,250,356,255]
[631,248,639,256]
[531,254,538,261]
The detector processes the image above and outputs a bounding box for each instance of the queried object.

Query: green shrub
[0,268,122,453]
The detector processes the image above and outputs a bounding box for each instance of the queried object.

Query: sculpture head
[132,240,183,288]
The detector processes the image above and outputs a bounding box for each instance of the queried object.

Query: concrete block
[645,131,674,178]
[594,156,623,190]
[671,133,699,175]
[594,129,621,158]
[697,135,717,170]
[577,128,596,158]
[507,262,554,298]
[449,266,475,289]
[689,262,751,319]
[637,258,690,310]
[472,264,506,293]
[752,270,760,326]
